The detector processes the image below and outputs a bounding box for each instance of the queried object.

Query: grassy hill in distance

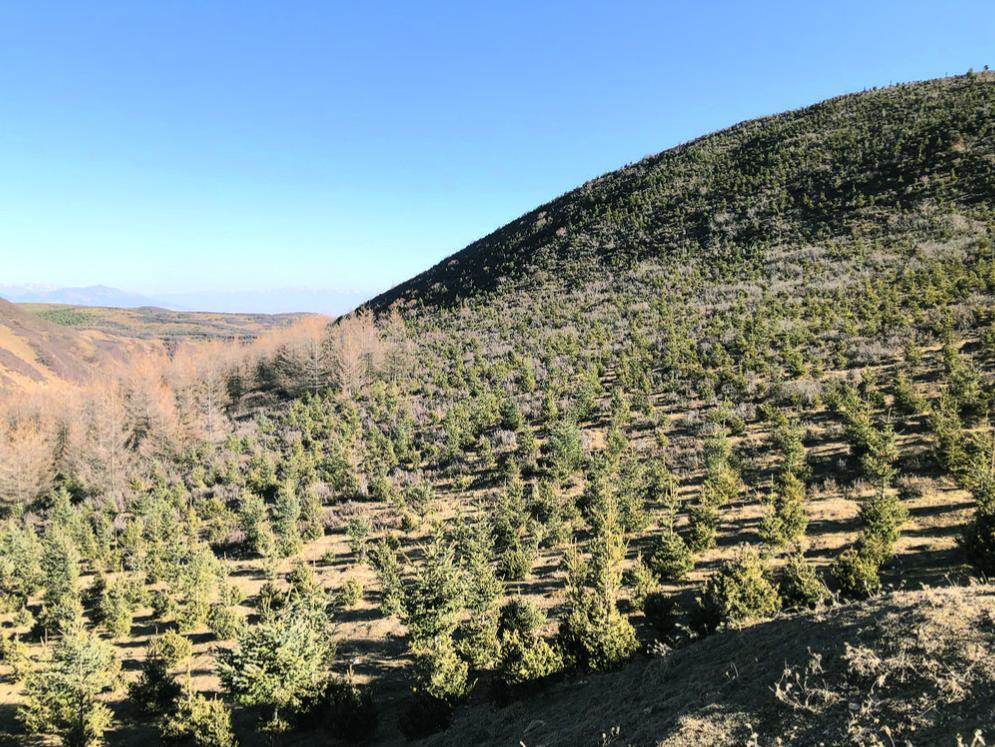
[0,73,993,747]
[20,303,310,343]
[1,284,370,316]
[0,299,311,391]
[0,298,162,390]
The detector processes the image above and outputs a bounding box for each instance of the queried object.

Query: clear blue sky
[0,1,992,300]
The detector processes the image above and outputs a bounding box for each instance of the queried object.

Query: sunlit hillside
[0,299,310,392]
[1,73,993,746]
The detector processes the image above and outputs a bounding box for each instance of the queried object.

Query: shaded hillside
[367,72,994,312]
[437,586,995,746]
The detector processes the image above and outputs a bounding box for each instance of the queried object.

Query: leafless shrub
[495,429,518,450]
[896,475,938,500]
[773,650,839,714]
[849,340,895,366]
[779,378,824,408]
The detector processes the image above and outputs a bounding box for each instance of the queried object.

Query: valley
[0,299,310,392]
[0,72,993,746]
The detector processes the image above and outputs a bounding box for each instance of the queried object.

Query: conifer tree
[272,481,303,557]
[455,518,502,669]
[38,527,83,635]
[759,472,808,547]
[97,581,134,639]
[19,623,120,747]
[401,530,470,702]
[161,685,238,747]
[0,520,43,613]
[558,488,638,670]
[370,537,404,617]
[238,492,273,558]
[219,595,334,732]
[497,598,561,687]
[299,487,324,541]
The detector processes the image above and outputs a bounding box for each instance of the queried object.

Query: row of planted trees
[5,354,991,745]
[1,243,993,746]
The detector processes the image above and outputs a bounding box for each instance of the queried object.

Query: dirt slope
[433,587,995,746]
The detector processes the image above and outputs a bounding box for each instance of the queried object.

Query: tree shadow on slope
[433,586,995,747]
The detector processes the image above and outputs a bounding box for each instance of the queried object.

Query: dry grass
[434,586,995,746]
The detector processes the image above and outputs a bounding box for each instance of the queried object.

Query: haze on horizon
[1,0,992,313]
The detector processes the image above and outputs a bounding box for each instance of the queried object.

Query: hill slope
[367,72,994,312]
[0,74,993,747]
[437,586,995,746]
[0,299,309,391]
[20,303,308,343]
[0,298,162,390]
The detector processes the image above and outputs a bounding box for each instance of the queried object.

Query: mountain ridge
[365,72,994,313]
[0,284,173,309]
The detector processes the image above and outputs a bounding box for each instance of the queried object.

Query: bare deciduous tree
[0,417,54,510]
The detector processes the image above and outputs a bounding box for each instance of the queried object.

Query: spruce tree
[219,595,334,732]
[299,487,324,541]
[558,488,638,670]
[455,518,502,669]
[162,684,238,747]
[369,537,404,616]
[0,520,43,614]
[19,623,120,747]
[401,530,470,702]
[272,481,303,558]
[38,527,82,635]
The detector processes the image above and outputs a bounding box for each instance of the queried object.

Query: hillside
[0,300,309,391]
[20,304,308,344]
[0,73,993,747]
[0,299,162,390]
[367,72,994,312]
[438,586,995,746]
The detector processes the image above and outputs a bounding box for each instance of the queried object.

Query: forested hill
[366,72,994,312]
[2,72,995,747]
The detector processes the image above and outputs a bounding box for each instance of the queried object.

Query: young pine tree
[219,595,334,732]
[401,530,470,703]
[38,528,83,635]
[272,481,303,558]
[19,623,121,747]
[558,490,638,671]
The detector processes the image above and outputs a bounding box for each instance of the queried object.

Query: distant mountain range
[0,284,171,309]
[0,284,371,315]
[153,288,370,316]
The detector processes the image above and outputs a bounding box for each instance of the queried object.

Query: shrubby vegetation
[0,73,992,743]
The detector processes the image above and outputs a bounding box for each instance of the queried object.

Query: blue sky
[0,1,992,306]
